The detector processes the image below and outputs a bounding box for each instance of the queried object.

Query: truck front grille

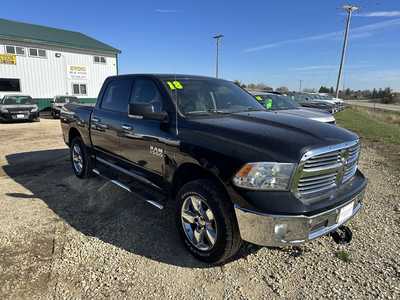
[291,140,360,203]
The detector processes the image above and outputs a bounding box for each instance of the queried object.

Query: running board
[92,168,164,210]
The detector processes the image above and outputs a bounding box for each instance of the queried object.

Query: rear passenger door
[90,78,133,156]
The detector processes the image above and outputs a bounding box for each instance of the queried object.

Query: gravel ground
[0,118,399,299]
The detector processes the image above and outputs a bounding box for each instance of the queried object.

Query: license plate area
[337,201,354,224]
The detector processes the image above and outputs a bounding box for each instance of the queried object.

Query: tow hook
[330,226,353,245]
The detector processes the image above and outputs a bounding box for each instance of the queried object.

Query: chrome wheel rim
[181,195,217,251]
[72,144,83,174]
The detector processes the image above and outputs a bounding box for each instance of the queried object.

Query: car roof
[106,73,229,82]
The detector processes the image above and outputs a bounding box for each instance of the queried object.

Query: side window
[130,79,163,112]
[101,79,132,113]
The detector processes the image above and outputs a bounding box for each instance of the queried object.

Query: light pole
[213,34,224,78]
[335,5,359,99]
[299,80,303,92]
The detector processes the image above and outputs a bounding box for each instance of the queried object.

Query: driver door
[119,78,169,180]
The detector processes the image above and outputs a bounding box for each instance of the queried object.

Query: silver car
[51,96,79,118]
[253,92,336,124]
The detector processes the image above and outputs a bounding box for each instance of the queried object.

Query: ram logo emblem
[150,145,164,158]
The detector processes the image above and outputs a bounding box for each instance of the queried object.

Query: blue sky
[2,0,400,91]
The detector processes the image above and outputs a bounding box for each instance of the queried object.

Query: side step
[92,168,165,210]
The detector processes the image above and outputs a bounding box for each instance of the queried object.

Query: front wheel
[176,179,242,264]
[70,137,92,178]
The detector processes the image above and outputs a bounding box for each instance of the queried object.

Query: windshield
[2,96,33,105]
[255,94,300,110]
[163,78,265,115]
[55,96,78,104]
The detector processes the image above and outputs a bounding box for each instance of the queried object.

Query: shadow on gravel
[3,149,258,268]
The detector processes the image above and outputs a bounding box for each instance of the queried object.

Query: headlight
[31,106,38,112]
[233,162,295,191]
[0,107,8,113]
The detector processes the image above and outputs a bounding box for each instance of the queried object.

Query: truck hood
[274,108,335,123]
[0,104,37,110]
[181,111,357,163]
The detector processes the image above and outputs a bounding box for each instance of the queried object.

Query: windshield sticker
[172,81,183,89]
[166,81,184,90]
[255,95,262,101]
[166,81,176,90]
[265,98,273,109]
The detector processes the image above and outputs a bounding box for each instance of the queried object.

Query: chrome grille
[292,140,360,203]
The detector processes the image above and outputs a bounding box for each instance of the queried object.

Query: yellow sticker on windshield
[172,81,183,89]
[266,98,273,109]
[166,81,176,90]
[166,80,184,90]
[255,95,262,101]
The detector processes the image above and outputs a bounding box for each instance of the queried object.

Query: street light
[335,4,359,99]
[213,34,224,78]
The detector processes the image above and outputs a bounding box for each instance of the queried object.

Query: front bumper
[0,111,39,121]
[234,186,365,247]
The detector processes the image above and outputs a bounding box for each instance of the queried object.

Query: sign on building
[67,65,88,80]
[0,54,16,65]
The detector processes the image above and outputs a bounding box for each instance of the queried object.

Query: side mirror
[129,103,169,122]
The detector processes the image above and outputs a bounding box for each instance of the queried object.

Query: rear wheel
[176,179,242,264]
[70,137,92,178]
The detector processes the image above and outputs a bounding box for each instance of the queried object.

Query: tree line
[234,80,397,104]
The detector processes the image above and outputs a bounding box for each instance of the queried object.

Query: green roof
[0,18,120,54]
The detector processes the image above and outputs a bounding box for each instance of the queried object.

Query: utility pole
[335,4,359,99]
[213,34,224,78]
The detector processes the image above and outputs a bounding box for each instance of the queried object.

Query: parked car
[51,96,79,118]
[61,74,367,264]
[318,93,345,111]
[0,95,39,122]
[290,93,336,113]
[252,92,335,124]
[312,93,345,111]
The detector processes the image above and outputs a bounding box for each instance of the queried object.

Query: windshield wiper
[234,107,266,113]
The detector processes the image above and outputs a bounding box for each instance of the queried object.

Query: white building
[0,18,120,107]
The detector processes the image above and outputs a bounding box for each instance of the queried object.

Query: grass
[335,250,352,263]
[336,107,400,145]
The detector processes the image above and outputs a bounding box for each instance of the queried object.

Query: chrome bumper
[234,189,365,247]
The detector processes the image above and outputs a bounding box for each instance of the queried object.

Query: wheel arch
[171,162,231,202]
[68,127,82,145]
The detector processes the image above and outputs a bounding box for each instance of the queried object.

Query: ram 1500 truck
[61,74,367,264]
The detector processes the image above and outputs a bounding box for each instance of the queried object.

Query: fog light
[274,224,288,239]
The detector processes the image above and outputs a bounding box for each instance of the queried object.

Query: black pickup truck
[61,74,367,264]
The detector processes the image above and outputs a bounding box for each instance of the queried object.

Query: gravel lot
[0,118,399,299]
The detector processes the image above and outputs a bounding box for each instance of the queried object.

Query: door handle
[97,123,108,129]
[121,125,133,131]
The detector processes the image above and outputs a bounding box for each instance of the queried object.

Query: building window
[94,56,106,64]
[72,84,87,95]
[38,49,46,57]
[0,78,21,92]
[5,45,25,56]
[29,48,47,58]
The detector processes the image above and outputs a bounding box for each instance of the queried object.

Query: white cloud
[290,64,373,72]
[290,65,336,71]
[155,9,181,13]
[356,11,400,17]
[244,18,400,53]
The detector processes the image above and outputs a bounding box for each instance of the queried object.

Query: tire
[70,137,92,178]
[176,179,242,264]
